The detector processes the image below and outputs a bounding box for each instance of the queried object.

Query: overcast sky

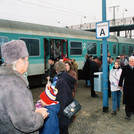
[0,0,133,27]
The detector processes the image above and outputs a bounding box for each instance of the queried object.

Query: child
[36,82,60,134]
[109,61,122,115]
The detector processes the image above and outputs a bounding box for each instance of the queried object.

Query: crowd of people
[83,53,134,120]
[0,40,78,134]
[0,39,134,134]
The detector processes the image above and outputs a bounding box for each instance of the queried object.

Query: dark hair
[49,57,55,61]
[89,55,92,58]
[116,57,120,60]
[120,54,124,56]
[109,57,114,60]
[93,56,98,60]
[65,61,72,70]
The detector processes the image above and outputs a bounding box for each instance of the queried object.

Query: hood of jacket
[57,71,76,90]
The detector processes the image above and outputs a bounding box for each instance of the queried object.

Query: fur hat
[40,85,58,105]
[1,40,29,64]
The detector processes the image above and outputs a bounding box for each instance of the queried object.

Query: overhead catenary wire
[16,0,91,17]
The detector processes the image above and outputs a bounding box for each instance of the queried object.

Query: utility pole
[109,5,119,25]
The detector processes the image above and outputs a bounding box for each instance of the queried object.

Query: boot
[111,111,117,115]
[124,115,131,120]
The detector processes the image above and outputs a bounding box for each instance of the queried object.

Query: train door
[61,39,68,58]
[44,39,49,70]
[50,39,68,59]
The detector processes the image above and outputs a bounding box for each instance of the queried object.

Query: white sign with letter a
[96,21,109,39]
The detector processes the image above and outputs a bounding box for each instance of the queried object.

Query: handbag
[63,99,82,119]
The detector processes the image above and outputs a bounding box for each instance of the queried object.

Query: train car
[0,19,134,87]
[116,36,134,56]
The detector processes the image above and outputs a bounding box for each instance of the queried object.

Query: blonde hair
[54,61,66,74]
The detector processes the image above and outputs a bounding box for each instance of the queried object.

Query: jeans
[86,80,90,87]
[111,90,121,111]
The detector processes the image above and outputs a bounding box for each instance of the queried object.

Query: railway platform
[31,80,134,134]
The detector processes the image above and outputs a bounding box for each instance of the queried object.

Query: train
[0,19,134,87]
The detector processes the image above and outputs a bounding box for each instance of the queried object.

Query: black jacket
[90,61,99,79]
[119,65,134,105]
[83,59,91,80]
[55,71,76,126]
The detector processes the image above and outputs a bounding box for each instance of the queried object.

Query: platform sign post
[96,0,109,112]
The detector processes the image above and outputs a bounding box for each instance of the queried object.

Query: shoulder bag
[63,99,82,119]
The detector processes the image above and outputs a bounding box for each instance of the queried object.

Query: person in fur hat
[0,40,49,134]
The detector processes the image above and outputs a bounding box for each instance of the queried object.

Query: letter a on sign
[96,21,109,39]
[100,29,105,36]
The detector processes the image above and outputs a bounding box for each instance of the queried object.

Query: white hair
[12,60,18,71]
[129,56,134,61]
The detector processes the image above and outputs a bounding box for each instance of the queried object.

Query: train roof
[115,36,134,44]
[0,19,96,39]
[0,19,134,44]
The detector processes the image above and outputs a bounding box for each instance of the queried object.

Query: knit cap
[40,85,58,105]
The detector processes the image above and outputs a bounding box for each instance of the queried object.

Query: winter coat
[119,65,134,105]
[67,69,78,97]
[48,64,56,82]
[83,59,91,80]
[40,103,60,134]
[0,66,44,134]
[109,67,122,92]
[90,61,99,80]
[55,71,76,126]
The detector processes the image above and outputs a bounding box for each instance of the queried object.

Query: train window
[128,46,133,55]
[113,44,116,55]
[19,38,40,56]
[70,41,82,55]
[0,36,8,46]
[87,42,97,54]
[0,36,9,56]
[122,46,126,54]
[100,43,109,54]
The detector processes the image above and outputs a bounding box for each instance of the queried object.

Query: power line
[38,0,90,16]
[16,0,88,17]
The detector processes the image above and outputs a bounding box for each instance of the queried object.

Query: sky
[0,0,133,27]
